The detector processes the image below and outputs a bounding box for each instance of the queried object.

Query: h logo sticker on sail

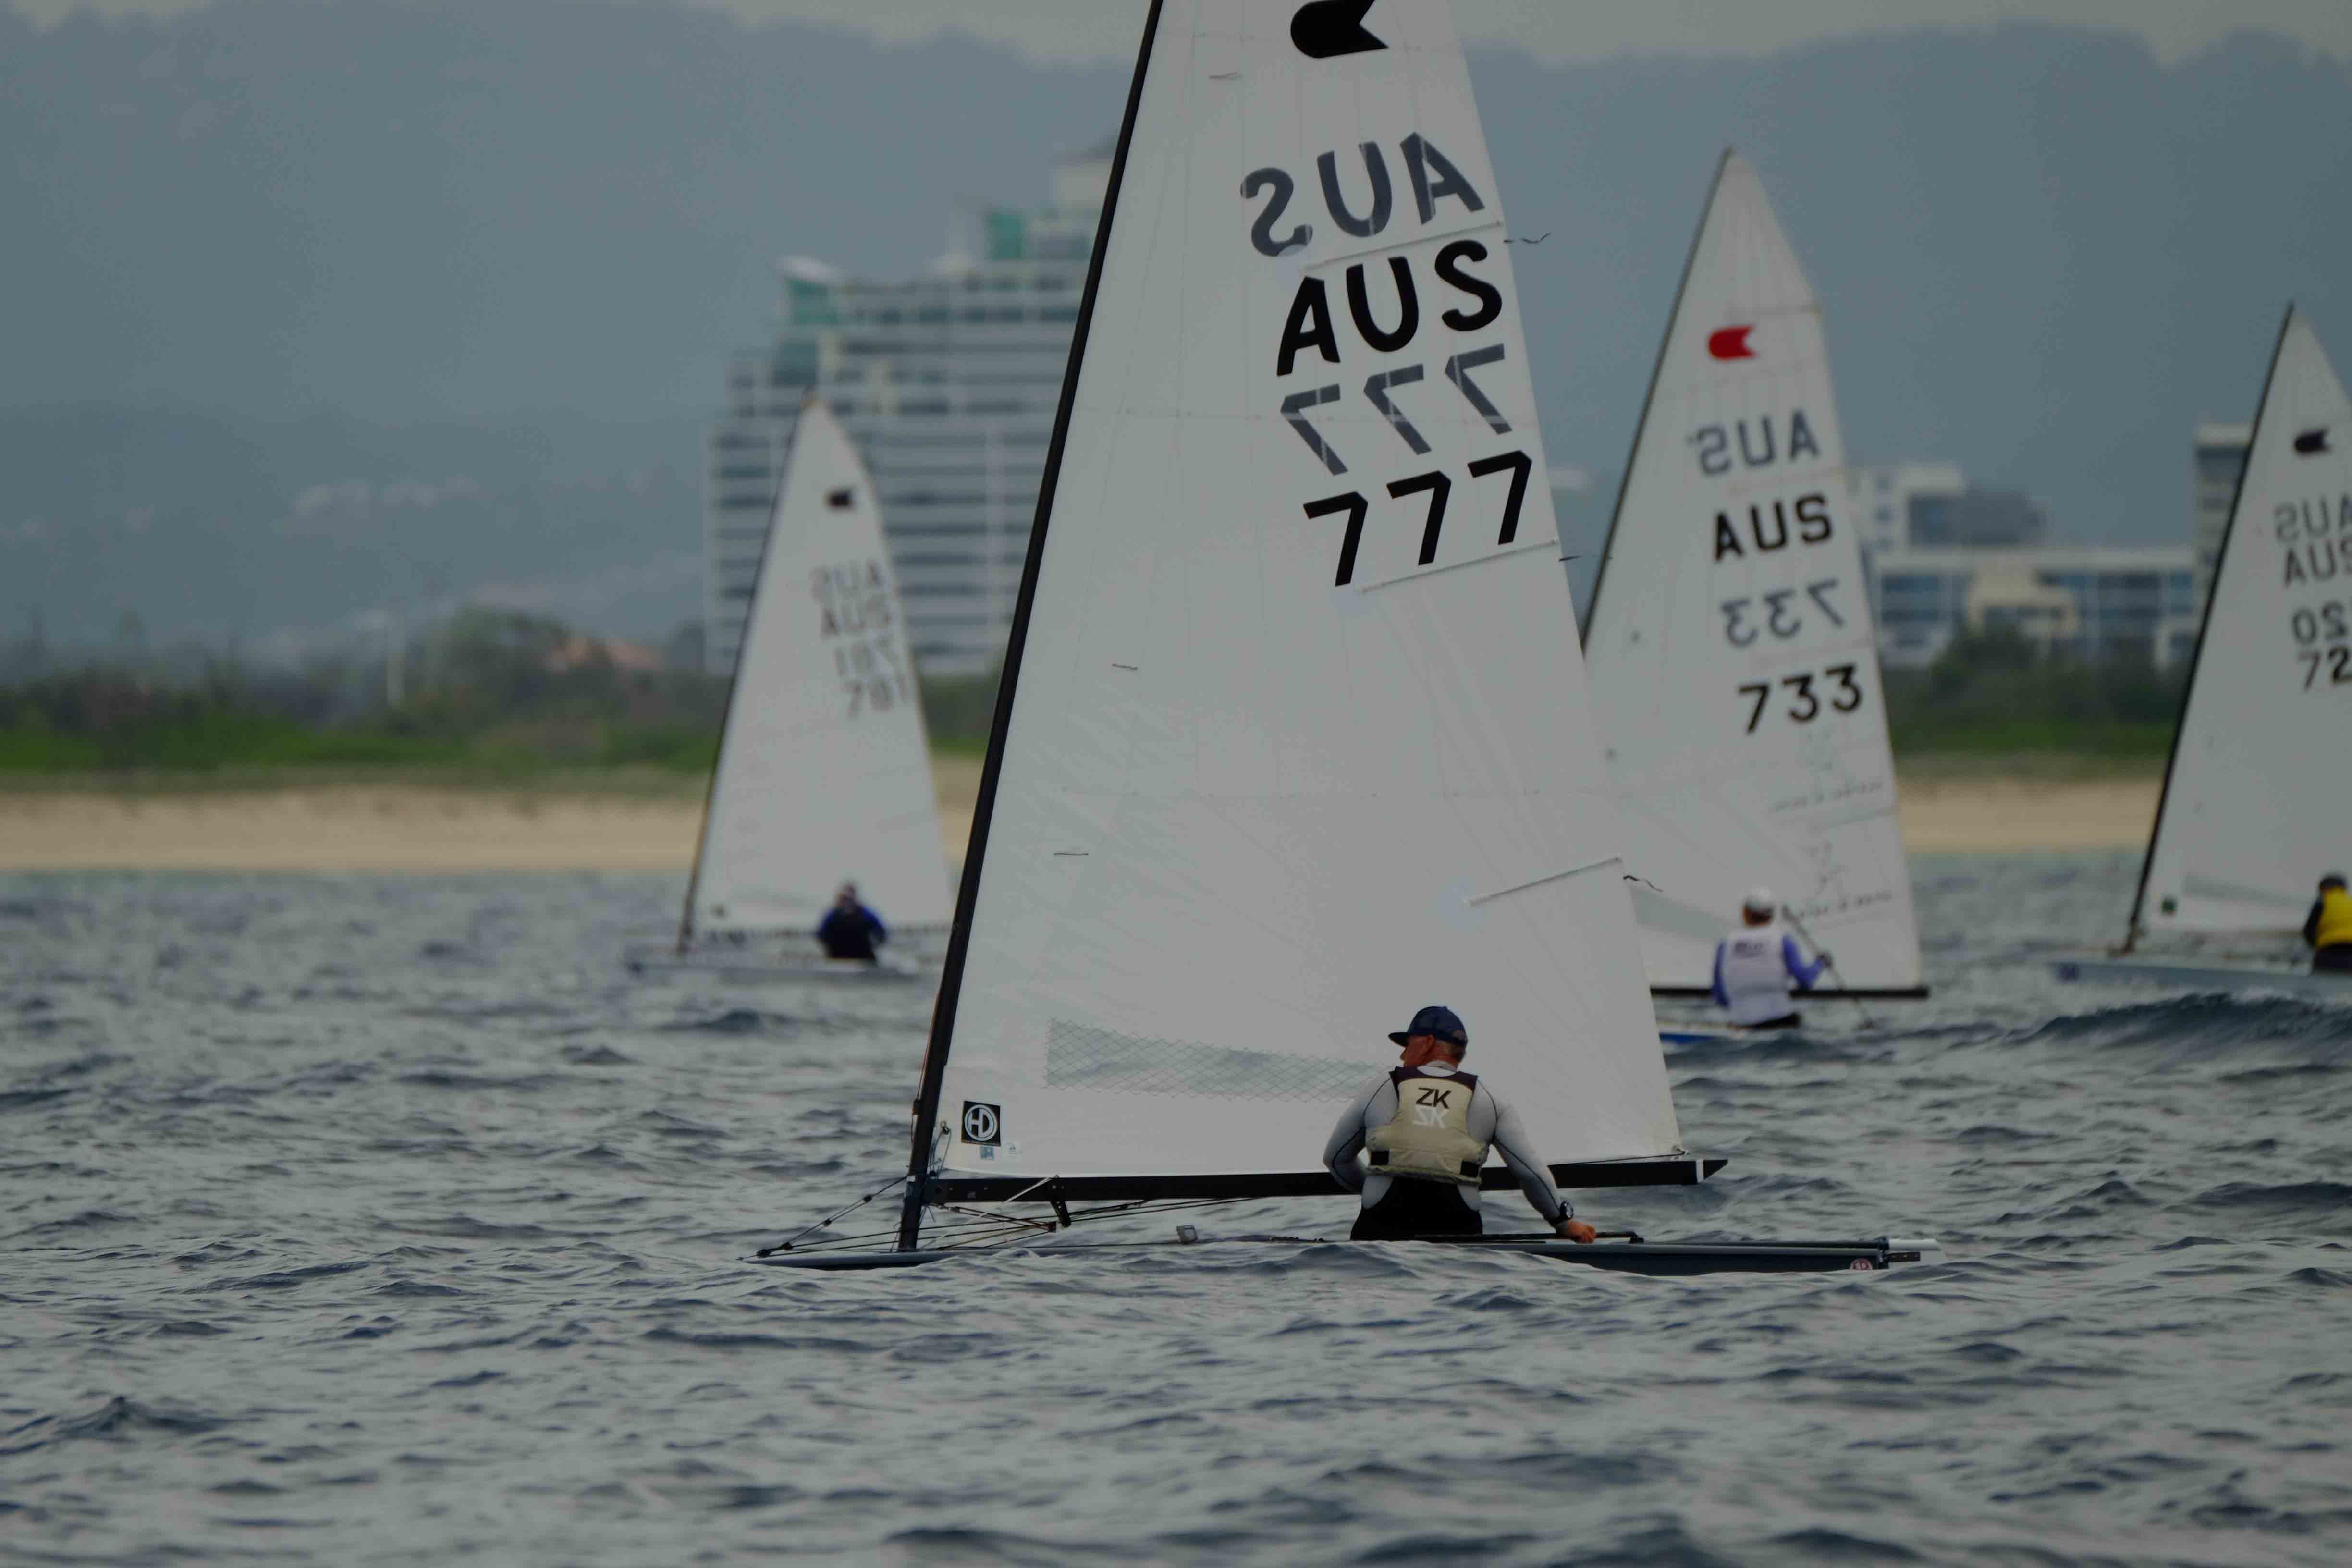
[961,1102,1002,1146]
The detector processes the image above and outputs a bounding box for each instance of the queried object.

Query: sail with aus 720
[753,0,1938,1277]
[2131,309,2352,949]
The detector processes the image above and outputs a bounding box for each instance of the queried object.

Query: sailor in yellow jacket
[2303,874,2352,974]
[1322,1004,1599,1244]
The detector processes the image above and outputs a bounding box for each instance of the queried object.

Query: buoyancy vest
[1365,1066,1487,1186]
[1718,924,1797,1026]
[2315,887,2352,951]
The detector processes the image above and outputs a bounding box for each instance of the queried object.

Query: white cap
[1742,887,1776,917]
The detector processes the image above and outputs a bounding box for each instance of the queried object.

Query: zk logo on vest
[1412,1085,1455,1126]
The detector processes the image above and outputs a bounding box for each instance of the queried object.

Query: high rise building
[2192,422,2251,603]
[1847,463,1963,555]
[703,147,1109,677]
[1871,547,2200,669]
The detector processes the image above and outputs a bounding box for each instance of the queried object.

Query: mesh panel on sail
[1046,1020,1370,1101]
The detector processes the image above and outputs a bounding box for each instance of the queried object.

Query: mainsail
[2133,308,2352,943]
[901,0,1684,1239]
[1580,152,1922,995]
[683,400,954,943]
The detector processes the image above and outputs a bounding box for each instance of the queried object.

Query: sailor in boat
[1712,888,1829,1029]
[814,882,888,965]
[2302,874,2352,975]
[1323,1005,1600,1244]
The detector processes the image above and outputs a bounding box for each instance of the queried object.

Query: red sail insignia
[1708,326,1756,361]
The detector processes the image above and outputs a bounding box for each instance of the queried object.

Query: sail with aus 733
[1580,152,1924,1002]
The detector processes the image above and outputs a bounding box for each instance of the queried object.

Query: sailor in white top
[1323,1005,1599,1243]
[1711,888,1829,1028]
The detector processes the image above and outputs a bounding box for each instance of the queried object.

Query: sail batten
[1581,152,1922,993]
[2133,308,2352,943]
[902,0,1680,1222]
[686,402,953,943]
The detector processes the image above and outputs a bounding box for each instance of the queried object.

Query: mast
[1578,149,1728,643]
[895,0,1166,1250]
[2121,306,2296,952]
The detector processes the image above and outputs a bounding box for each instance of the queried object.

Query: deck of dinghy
[751,1235,1943,1278]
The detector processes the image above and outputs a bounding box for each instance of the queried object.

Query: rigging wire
[754,1172,911,1257]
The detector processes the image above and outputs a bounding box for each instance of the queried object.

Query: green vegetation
[918,666,1003,754]
[0,612,1011,786]
[1882,628,2181,764]
[0,609,724,783]
[0,612,2184,786]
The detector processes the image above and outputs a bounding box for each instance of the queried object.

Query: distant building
[1847,463,1962,555]
[2192,422,2251,603]
[703,147,1109,677]
[1872,546,2200,670]
[1848,463,2047,553]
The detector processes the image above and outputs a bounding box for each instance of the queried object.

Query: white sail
[921,0,1680,1189]
[2136,309,2352,941]
[1580,152,1921,993]
[686,401,955,938]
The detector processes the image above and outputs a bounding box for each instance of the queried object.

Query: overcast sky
[11,0,2352,66]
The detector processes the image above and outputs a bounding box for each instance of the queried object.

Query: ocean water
[4,854,2350,1566]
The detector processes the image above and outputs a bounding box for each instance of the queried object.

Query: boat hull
[624,945,933,984]
[2049,955,2352,998]
[1657,1025,1796,1045]
[747,1236,1940,1276]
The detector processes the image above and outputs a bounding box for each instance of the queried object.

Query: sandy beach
[0,757,2149,871]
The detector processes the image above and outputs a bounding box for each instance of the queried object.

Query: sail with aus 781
[676,400,954,953]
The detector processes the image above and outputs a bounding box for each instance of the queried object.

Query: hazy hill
[2,1,2348,648]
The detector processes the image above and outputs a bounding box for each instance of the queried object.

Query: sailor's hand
[1554,1218,1597,1244]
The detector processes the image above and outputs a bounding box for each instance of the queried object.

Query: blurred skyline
[11,0,2352,66]
[3,0,2350,651]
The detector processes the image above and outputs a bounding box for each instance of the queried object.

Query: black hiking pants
[1351,1178,1483,1241]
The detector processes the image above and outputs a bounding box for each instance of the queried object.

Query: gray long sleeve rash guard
[1321,1063,1571,1225]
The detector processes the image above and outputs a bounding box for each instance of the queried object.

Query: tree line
[0,613,2179,775]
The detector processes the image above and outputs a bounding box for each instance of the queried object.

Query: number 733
[1739,665,1864,733]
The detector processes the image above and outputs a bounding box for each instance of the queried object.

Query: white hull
[2049,954,2352,999]
[1658,1024,1794,1045]
[625,943,935,985]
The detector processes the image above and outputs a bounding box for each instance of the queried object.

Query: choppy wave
[0,862,2349,1564]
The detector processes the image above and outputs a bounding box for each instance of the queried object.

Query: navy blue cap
[1388,1004,1467,1047]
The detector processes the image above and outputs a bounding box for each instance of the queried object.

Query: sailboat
[1580,152,1925,1027]
[632,399,956,981]
[2055,307,2352,996]
[754,0,1937,1275]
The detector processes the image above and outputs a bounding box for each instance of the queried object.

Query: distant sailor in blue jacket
[1712,887,1828,1029]
[815,882,888,964]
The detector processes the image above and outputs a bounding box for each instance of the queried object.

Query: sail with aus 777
[749,0,1940,1277]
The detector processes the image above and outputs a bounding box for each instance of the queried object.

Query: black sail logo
[1292,0,1385,59]
[2296,428,2332,457]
